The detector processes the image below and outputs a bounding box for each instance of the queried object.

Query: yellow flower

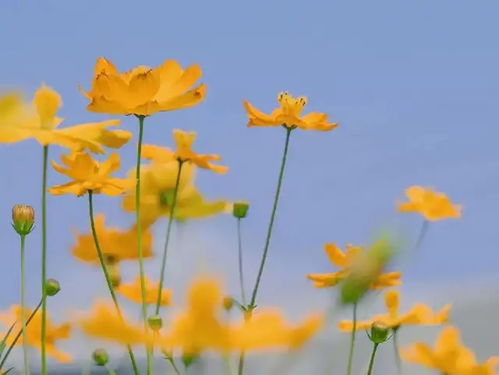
[117,276,172,306]
[398,185,462,221]
[71,214,153,264]
[338,290,450,332]
[307,243,401,289]
[243,91,339,131]
[0,86,131,152]
[49,151,127,196]
[122,161,229,225]
[401,326,499,375]
[81,57,206,116]
[0,305,72,363]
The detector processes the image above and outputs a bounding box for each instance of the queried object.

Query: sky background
[1,0,499,373]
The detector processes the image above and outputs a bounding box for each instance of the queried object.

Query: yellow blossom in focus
[81,57,206,116]
[117,276,172,306]
[0,86,131,152]
[338,289,450,332]
[243,91,338,131]
[307,243,401,289]
[401,326,499,375]
[398,185,462,221]
[49,152,127,196]
[0,305,72,363]
[71,214,153,264]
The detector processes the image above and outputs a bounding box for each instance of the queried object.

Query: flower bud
[148,315,163,331]
[182,354,197,368]
[45,279,61,297]
[92,348,109,366]
[369,322,390,344]
[12,204,35,236]
[232,201,249,219]
[108,264,121,288]
[222,296,234,311]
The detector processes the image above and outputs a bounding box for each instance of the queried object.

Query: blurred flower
[49,151,127,196]
[307,243,401,289]
[0,86,130,152]
[117,276,172,306]
[398,186,462,221]
[338,290,450,332]
[0,305,72,363]
[81,57,206,116]
[122,162,229,225]
[243,91,338,131]
[401,326,499,375]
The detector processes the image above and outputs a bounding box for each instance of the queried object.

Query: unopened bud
[92,348,109,366]
[148,315,163,331]
[108,264,121,287]
[45,279,61,297]
[12,205,35,236]
[232,201,249,219]
[369,322,390,344]
[223,296,234,311]
[182,354,197,368]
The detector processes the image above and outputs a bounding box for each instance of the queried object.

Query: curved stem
[88,192,140,375]
[19,235,29,375]
[40,145,48,375]
[393,328,403,375]
[155,160,183,315]
[249,127,293,308]
[0,299,42,370]
[366,343,379,375]
[134,115,153,375]
[237,218,246,306]
[237,352,245,375]
[166,357,182,375]
[347,303,358,375]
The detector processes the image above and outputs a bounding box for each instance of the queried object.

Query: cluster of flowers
[0,57,496,375]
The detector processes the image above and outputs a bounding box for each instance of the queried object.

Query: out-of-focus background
[1,0,499,373]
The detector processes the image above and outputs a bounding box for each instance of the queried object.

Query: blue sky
[1,0,499,367]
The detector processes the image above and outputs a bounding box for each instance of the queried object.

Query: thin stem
[166,357,182,375]
[88,192,140,375]
[105,366,117,375]
[236,218,246,306]
[0,299,42,370]
[347,303,358,375]
[237,352,245,375]
[40,145,48,375]
[413,220,429,252]
[393,328,403,375]
[155,160,184,315]
[249,127,293,308]
[134,115,153,375]
[366,343,379,375]
[20,235,29,375]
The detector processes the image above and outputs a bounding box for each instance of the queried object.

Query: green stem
[40,145,48,375]
[135,115,153,375]
[393,328,403,375]
[20,235,29,375]
[237,218,246,306]
[105,365,117,375]
[347,303,358,375]
[249,127,293,308]
[167,357,182,375]
[366,343,379,375]
[155,160,184,315]
[0,299,42,370]
[88,191,140,375]
[413,220,429,252]
[237,352,245,375]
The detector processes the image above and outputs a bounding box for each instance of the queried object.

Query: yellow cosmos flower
[338,290,450,332]
[398,185,462,221]
[122,161,229,225]
[81,57,206,116]
[307,243,401,289]
[401,326,499,375]
[117,276,172,306]
[0,85,131,152]
[49,151,127,196]
[243,91,338,131]
[71,214,153,264]
[0,305,72,363]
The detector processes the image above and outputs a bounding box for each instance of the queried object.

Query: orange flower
[398,186,462,221]
[0,305,72,363]
[243,91,338,131]
[117,276,172,306]
[338,290,450,332]
[307,243,401,289]
[81,57,206,116]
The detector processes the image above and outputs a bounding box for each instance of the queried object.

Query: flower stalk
[366,343,380,375]
[40,145,48,375]
[347,302,358,375]
[20,234,29,375]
